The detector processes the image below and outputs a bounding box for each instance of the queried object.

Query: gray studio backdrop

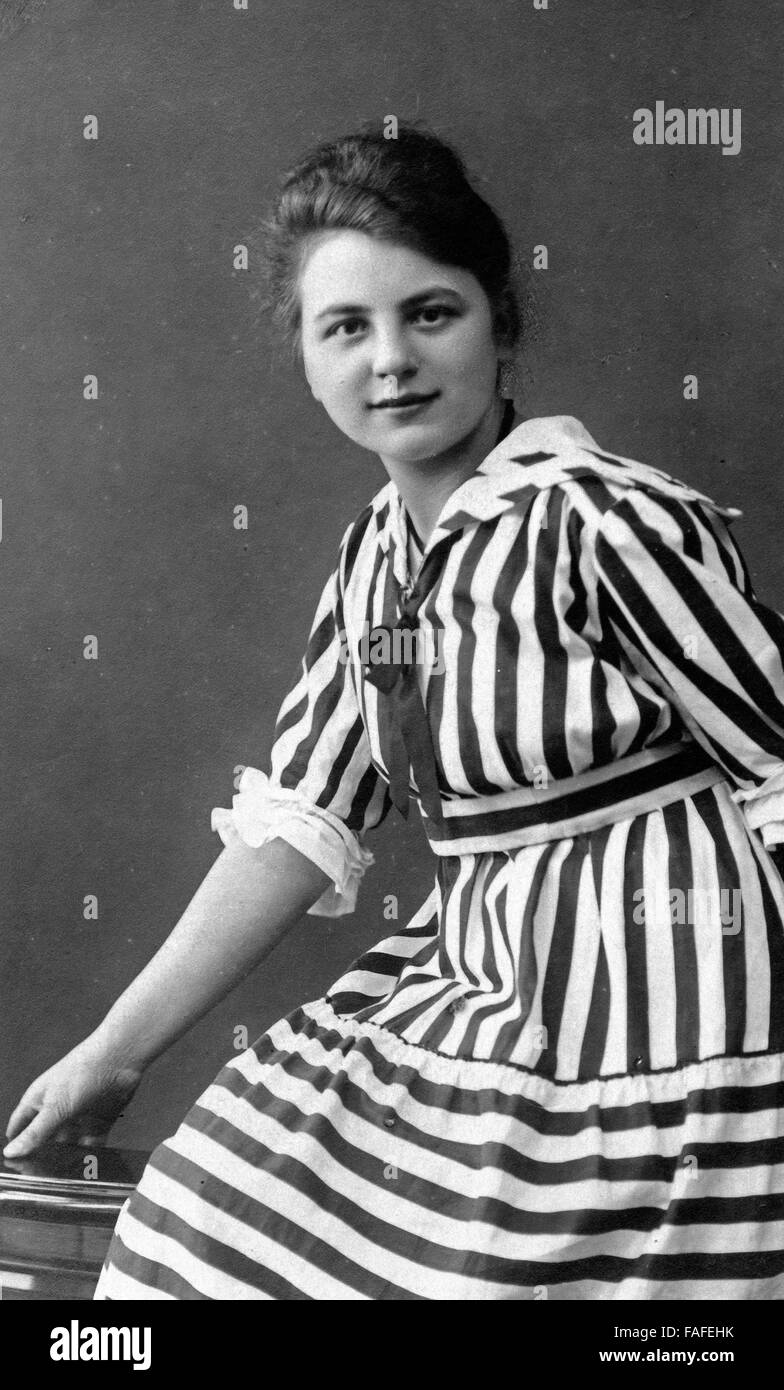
[2,0,782,1149]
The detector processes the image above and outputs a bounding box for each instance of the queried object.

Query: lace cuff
[210,767,374,917]
[730,766,784,849]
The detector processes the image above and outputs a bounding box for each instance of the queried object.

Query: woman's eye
[414,304,456,325]
[325,318,365,339]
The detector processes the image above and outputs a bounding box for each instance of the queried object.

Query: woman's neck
[380,395,508,548]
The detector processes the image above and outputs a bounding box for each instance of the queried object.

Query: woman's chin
[365,414,477,463]
[329,401,486,463]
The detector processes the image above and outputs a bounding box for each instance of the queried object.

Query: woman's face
[298,230,505,467]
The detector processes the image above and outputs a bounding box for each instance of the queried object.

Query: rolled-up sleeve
[211,524,392,915]
[592,486,784,848]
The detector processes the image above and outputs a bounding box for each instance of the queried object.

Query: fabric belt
[420,740,725,856]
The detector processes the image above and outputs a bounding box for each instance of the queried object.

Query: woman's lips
[370,392,440,411]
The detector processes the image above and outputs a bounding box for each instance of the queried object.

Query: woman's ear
[496,351,520,402]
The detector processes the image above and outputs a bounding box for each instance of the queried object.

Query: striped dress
[94,411,784,1300]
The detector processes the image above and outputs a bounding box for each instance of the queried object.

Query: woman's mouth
[370,391,440,413]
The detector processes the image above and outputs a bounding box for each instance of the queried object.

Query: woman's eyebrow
[314,286,463,320]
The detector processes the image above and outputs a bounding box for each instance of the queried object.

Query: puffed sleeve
[592,486,784,848]
[211,522,392,916]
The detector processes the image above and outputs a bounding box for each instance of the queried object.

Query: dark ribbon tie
[362,582,445,826]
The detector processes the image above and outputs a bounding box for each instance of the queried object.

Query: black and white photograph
[1,0,783,1339]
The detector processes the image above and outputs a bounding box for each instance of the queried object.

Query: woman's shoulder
[495,416,742,537]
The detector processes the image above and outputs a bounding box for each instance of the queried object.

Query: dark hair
[254,122,526,360]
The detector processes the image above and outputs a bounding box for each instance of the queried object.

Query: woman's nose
[371,327,418,382]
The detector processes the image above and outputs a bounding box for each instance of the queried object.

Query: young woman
[6,124,784,1300]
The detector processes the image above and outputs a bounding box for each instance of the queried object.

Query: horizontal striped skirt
[93,777,784,1299]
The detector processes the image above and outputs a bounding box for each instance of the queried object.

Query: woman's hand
[3,1035,144,1159]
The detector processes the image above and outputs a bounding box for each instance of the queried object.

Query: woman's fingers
[3,1107,61,1159]
[4,1094,44,1144]
[52,1118,111,1146]
[3,1112,113,1157]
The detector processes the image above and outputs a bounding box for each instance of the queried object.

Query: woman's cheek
[448,330,496,383]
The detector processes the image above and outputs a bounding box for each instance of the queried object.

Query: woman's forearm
[88,836,332,1072]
